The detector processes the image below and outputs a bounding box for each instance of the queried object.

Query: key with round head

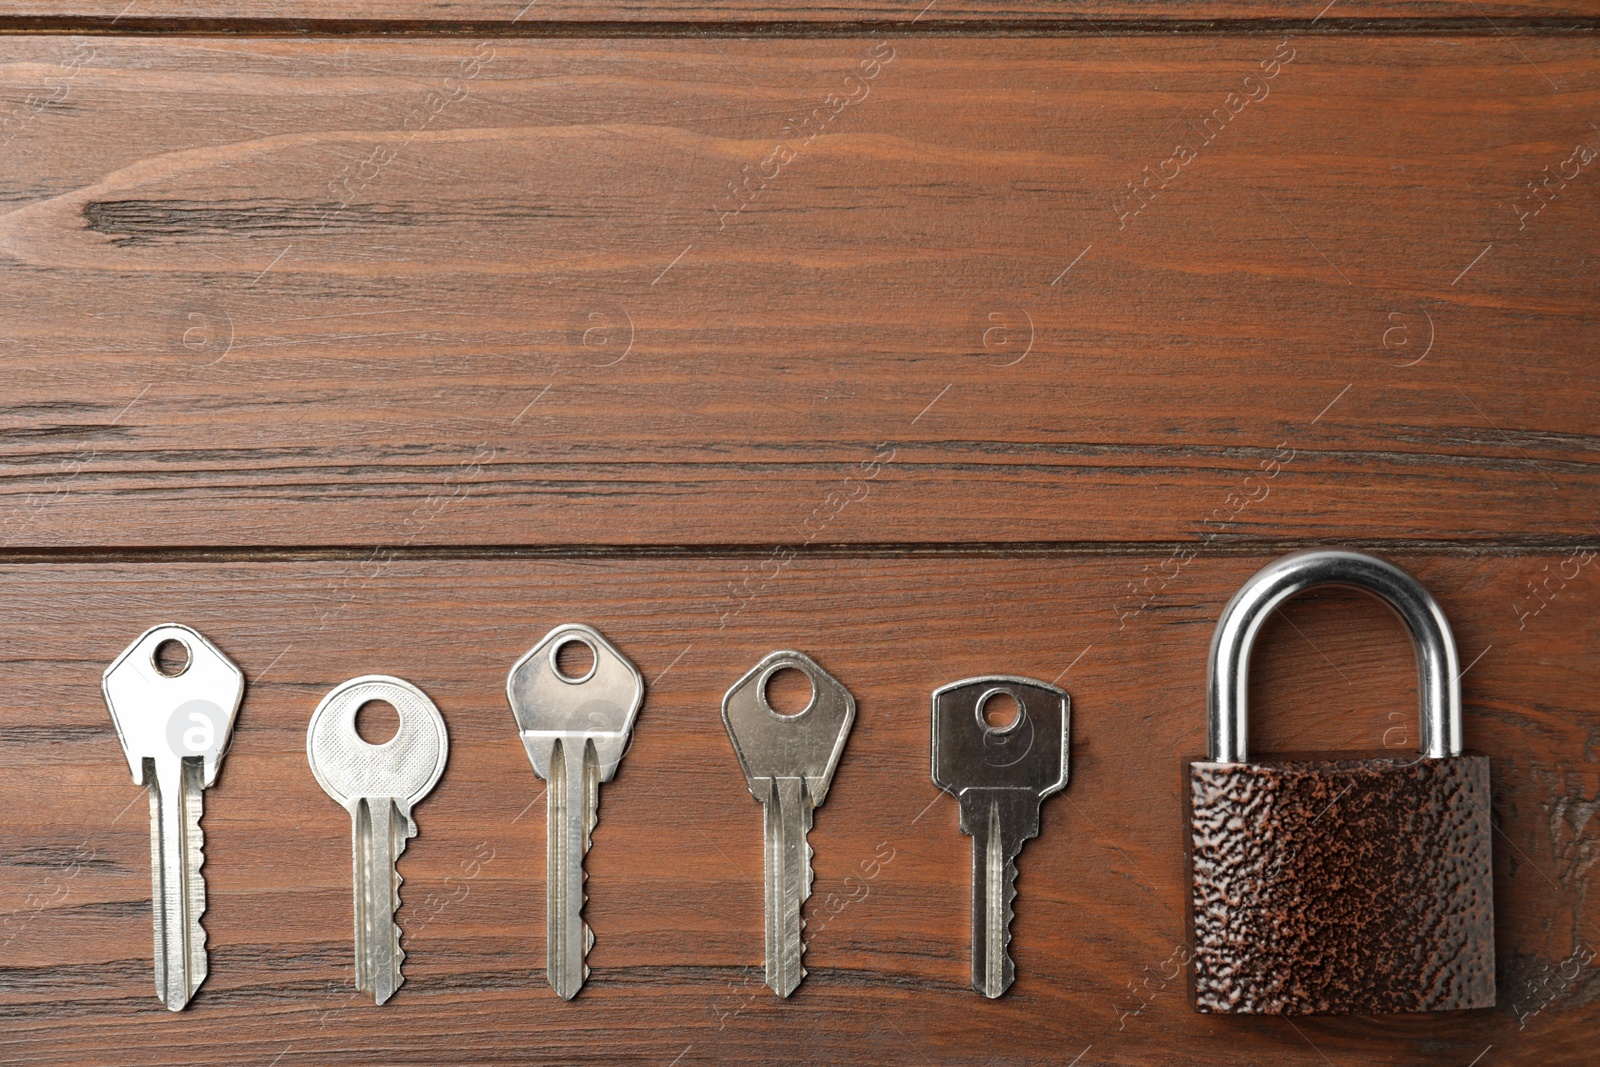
[723,650,855,998]
[507,624,643,1000]
[931,675,1069,999]
[307,675,448,1005]
[103,624,245,1011]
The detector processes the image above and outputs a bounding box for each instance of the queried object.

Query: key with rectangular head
[507,624,643,1000]
[307,675,448,1005]
[931,675,1069,999]
[103,624,245,1011]
[723,650,855,998]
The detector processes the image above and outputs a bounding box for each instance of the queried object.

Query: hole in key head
[355,699,401,745]
[152,638,190,678]
[553,638,597,683]
[763,666,815,717]
[979,689,1021,732]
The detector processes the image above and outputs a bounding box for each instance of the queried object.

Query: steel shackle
[1206,548,1462,764]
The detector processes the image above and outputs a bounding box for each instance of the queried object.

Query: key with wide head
[507,624,643,1000]
[103,624,245,1011]
[723,650,855,998]
[307,675,448,1005]
[931,675,1069,999]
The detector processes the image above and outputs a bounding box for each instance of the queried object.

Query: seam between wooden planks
[0,540,1592,564]
[0,16,1595,37]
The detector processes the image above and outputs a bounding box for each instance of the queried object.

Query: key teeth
[367,806,409,1006]
[573,808,594,996]
[800,832,814,951]
[183,776,208,1010]
[783,809,814,998]
[803,795,818,994]
[804,828,815,899]
[801,798,814,937]
[582,924,593,991]
[1003,854,1017,916]
[390,832,408,1002]
[542,740,601,1002]
[976,858,1020,1000]
[154,767,209,1011]
[997,857,1019,998]
[394,872,406,971]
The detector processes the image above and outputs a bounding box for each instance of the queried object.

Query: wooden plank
[0,4,1594,25]
[0,35,1595,549]
[0,551,1594,1063]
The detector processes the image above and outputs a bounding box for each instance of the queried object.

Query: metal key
[931,675,1069,999]
[723,650,855,998]
[307,675,448,1005]
[507,624,643,1000]
[103,624,245,1011]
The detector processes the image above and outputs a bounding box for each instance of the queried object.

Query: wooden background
[0,5,1596,1065]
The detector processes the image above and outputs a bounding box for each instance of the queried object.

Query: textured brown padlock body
[1185,752,1495,1016]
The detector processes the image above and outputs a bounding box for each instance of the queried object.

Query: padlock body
[1185,751,1494,1015]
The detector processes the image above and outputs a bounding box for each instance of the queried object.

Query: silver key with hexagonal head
[507,624,644,1000]
[932,676,1069,999]
[723,650,855,998]
[102,624,245,1012]
[307,675,448,1005]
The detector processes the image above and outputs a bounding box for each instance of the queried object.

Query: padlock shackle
[1207,549,1461,764]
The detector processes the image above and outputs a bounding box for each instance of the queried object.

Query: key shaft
[761,775,814,997]
[353,798,414,1004]
[546,736,600,1000]
[149,758,208,1010]
[960,790,1038,999]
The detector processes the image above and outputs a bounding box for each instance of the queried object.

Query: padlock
[1185,548,1495,1015]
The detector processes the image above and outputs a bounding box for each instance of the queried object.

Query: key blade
[546,736,600,1000]
[968,794,1022,999]
[762,776,813,998]
[960,790,1038,999]
[354,797,414,1005]
[149,759,208,1010]
[104,624,244,788]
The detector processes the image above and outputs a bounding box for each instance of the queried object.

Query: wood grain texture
[0,5,1596,25]
[0,553,1595,1065]
[0,35,1595,548]
[1,13,1596,1066]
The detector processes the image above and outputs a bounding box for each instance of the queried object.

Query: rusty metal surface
[1186,752,1495,1015]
